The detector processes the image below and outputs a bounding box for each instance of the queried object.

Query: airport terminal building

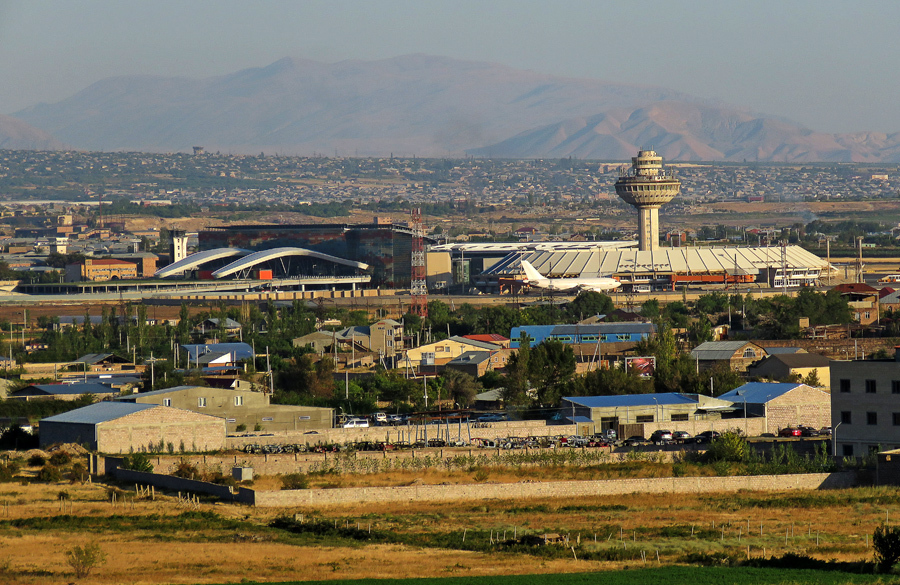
[199,222,425,287]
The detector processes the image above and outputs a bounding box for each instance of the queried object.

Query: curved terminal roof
[481,246,828,278]
[211,247,369,278]
[154,248,251,278]
[430,241,636,255]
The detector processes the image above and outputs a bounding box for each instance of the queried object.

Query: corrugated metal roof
[115,385,210,399]
[41,402,157,424]
[691,341,762,360]
[563,393,697,408]
[447,351,492,364]
[22,383,115,396]
[719,382,807,403]
[481,245,827,278]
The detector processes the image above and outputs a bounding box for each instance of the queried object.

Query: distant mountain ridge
[0,114,67,150]
[10,54,900,161]
[469,102,900,162]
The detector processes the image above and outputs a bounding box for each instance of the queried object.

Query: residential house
[747,353,831,390]
[399,336,502,371]
[445,349,512,378]
[690,341,768,372]
[833,282,880,325]
[10,382,122,402]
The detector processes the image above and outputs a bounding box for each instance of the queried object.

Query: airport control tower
[615,149,681,251]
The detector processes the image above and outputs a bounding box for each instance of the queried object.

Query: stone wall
[247,472,857,507]
[225,420,577,449]
[97,407,225,454]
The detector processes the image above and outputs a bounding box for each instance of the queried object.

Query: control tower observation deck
[614,150,681,252]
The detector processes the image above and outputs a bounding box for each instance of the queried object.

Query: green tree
[441,369,481,408]
[528,340,576,406]
[873,524,900,572]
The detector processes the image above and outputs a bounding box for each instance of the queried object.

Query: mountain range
[9,54,900,162]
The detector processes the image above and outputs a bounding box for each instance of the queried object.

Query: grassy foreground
[232,567,896,585]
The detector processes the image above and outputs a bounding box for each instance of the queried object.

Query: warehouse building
[39,402,225,453]
[474,245,829,293]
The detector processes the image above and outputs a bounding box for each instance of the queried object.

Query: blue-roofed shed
[510,323,655,348]
[718,382,830,432]
[558,392,737,434]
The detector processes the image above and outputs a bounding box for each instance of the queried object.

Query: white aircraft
[520,260,621,293]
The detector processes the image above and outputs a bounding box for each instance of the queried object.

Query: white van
[343,418,369,428]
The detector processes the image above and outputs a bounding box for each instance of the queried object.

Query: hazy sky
[1,0,896,134]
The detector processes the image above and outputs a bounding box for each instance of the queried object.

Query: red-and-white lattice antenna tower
[409,207,428,317]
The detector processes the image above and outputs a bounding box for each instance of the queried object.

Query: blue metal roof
[18,383,117,396]
[41,402,156,425]
[560,415,594,424]
[562,393,697,408]
[719,382,805,404]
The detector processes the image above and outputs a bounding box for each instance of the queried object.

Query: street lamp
[735,390,748,436]
[832,422,842,457]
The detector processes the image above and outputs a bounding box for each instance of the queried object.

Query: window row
[838,379,900,394]
[840,411,900,425]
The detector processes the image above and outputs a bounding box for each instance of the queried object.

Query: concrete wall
[247,472,857,507]
[97,407,225,454]
[114,468,241,501]
[767,385,831,432]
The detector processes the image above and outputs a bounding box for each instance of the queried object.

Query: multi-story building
[831,354,900,456]
[64,258,138,282]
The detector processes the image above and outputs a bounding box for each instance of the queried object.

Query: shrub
[235,423,247,432]
[66,542,106,579]
[121,452,154,473]
[705,431,747,463]
[37,464,62,482]
[27,454,45,467]
[0,460,21,482]
[874,523,900,571]
[69,462,87,483]
[172,459,199,479]
[281,473,309,490]
[48,451,71,466]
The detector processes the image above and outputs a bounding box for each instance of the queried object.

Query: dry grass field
[1,450,899,585]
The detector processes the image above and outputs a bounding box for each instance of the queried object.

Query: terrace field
[1,459,899,585]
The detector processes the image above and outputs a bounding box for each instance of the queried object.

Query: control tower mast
[614,150,681,251]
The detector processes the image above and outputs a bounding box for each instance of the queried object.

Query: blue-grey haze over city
[0,0,898,135]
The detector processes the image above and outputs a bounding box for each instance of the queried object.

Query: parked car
[819,426,833,436]
[373,412,388,425]
[778,427,803,437]
[672,431,693,443]
[800,426,820,437]
[343,418,369,428]
[650,429,673,444]
[694,430,720,444]
[386,414,405,425]
[623,435,647,447]
[596,429,618,443]
[477,413,506,422]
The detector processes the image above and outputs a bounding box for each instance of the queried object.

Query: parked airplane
[520,260,621,293]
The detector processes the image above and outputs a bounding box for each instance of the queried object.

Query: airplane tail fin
[520,260,545,282]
